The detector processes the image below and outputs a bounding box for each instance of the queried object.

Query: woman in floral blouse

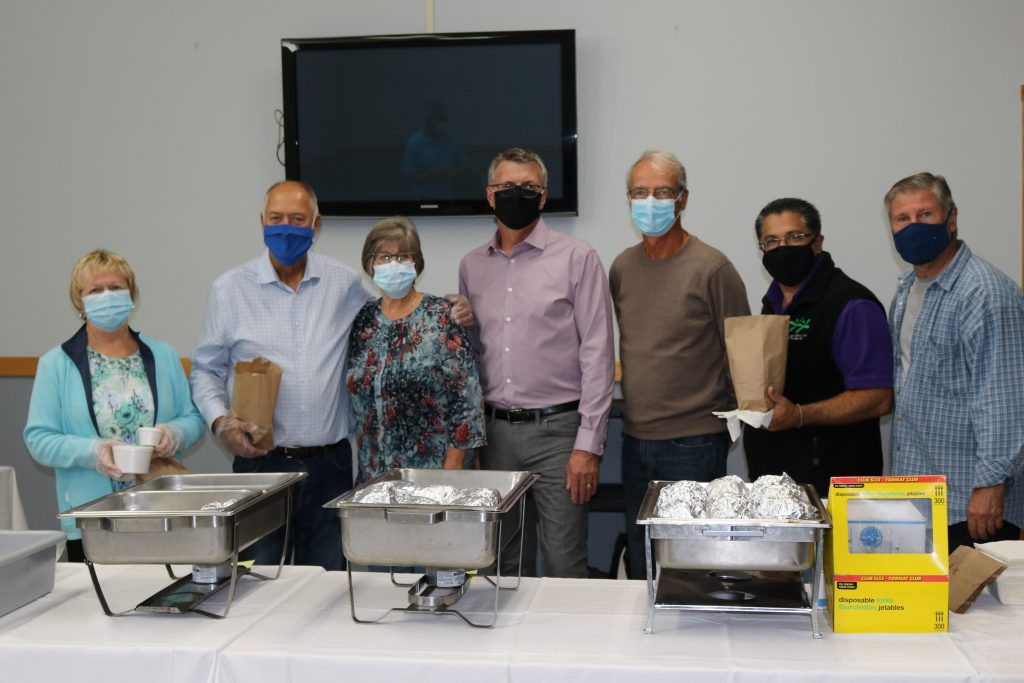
[24,250,205,561]
[347,217,486,482]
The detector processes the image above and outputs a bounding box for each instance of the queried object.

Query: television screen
[281,30,578,217]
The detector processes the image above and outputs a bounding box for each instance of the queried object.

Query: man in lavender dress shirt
[743,198,894,496]
[459,148,615,578]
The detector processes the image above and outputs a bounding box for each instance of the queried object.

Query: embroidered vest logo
[789,316,812,341]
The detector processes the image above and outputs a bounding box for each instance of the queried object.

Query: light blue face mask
[630,196,679,237]
[373,262,417,299]
[83,289,134,332]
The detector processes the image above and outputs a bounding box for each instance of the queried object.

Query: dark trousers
[948,520,1021,552]
[622,431,730,580]
[233,439,353,570]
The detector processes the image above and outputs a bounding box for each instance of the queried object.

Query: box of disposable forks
[824,476,948,632]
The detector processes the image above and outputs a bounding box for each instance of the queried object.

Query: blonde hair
[360,216,425,277]
[69,249,138,317]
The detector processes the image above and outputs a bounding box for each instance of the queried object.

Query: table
[1,567,1022,682]
[0,563,323,683]
[216,572,1024,683]
[0,466,28,530]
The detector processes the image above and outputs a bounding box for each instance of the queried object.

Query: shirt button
[504,347,510,353]
[504,378,511,384]
[510,258,516,264]
[505,315,512,322]
[507,287,513,292]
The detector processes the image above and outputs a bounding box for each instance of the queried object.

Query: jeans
[622,431,730,580]
[232,439,353,570]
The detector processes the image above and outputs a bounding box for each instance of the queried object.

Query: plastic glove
[445,294,475,328]
[152,424,182,459]
[214,415,268,458]
[93,439,133,481]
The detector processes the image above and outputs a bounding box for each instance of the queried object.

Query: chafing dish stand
[327,469,539,628]
[638,480,831,638]
[60,473,307,619]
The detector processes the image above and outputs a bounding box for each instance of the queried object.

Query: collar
[895,240,969,293]
[763,252,832,313]
[256,250,319,286]
[486,218,550,256]
[60,325,159,431]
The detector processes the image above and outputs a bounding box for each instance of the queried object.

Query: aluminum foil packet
[704,475,751,518]
[352,480,501,507]
[747,473,816,520]
[655,480,709,518]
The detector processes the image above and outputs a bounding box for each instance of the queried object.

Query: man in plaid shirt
[886,172,1024,551]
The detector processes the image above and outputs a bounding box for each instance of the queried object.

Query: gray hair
[883,172,955,223]
[487,147,548,187]
[264,180,319,217]
[360,216,425,277]
[627,150,688,191]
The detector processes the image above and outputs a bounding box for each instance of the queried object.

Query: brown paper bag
[231,357,282,451]
[136,457,188,484]
[724,315,789,412]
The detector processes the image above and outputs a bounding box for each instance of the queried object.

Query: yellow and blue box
[824,476,948,633]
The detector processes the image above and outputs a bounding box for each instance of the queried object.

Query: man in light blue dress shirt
[190,180,370,569]
[886,172,1024,551]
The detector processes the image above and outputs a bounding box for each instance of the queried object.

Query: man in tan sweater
[609,150,750,579]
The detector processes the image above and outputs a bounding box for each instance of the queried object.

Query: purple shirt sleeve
[831,299,894,390]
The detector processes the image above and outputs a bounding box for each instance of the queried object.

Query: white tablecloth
[1,567,1022,682]
[0,563,323,683]
[219,574,1024,683]
[0,466,28,530]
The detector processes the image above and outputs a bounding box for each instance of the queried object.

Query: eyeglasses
[488,182,545,199]
[758,231,819,252]
[628,186,682,201]
[373,252,416,265]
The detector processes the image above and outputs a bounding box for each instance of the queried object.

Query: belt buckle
[506,407,532,424]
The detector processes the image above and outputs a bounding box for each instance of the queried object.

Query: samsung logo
[419,204,439,209]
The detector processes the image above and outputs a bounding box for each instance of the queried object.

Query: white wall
[0,0,1021,359]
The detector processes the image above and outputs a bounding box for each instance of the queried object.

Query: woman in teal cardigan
[24,249,205,560]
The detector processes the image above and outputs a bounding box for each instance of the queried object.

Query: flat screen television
[281,30,578,217]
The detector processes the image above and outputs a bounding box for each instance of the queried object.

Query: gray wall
[1,1,1020,568]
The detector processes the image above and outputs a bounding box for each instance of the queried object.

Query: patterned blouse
[346,294,486,483]
[88,348,154,486]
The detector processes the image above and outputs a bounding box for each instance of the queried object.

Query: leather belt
[268,441,342,459]
[485,401,580,424]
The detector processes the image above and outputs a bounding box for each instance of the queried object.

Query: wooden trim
[0,357,39,377]
[0,356,191,377]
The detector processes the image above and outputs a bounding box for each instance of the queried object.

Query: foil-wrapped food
[655,473,817,520]
[352,480,501,507]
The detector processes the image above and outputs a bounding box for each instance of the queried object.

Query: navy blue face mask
[263,224,314,266]
[893,213,953,265]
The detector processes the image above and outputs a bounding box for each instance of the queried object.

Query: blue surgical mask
[893,214,953,265]
[83,289,134,332]
[630,196,679,237]
[263,223,314,266]
[373,262,417,299]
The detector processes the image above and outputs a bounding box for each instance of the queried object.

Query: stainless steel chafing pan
[60,473,306,565]
[326,468,537,569]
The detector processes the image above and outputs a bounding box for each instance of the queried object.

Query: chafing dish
[59,472,306,618]
[637,479,831,637]
[325,468,538,627]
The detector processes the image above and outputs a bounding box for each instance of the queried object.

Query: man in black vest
[743,198,894,496]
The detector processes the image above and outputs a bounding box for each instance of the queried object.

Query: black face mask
[762,244,817,287]
[493,186,542,230]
